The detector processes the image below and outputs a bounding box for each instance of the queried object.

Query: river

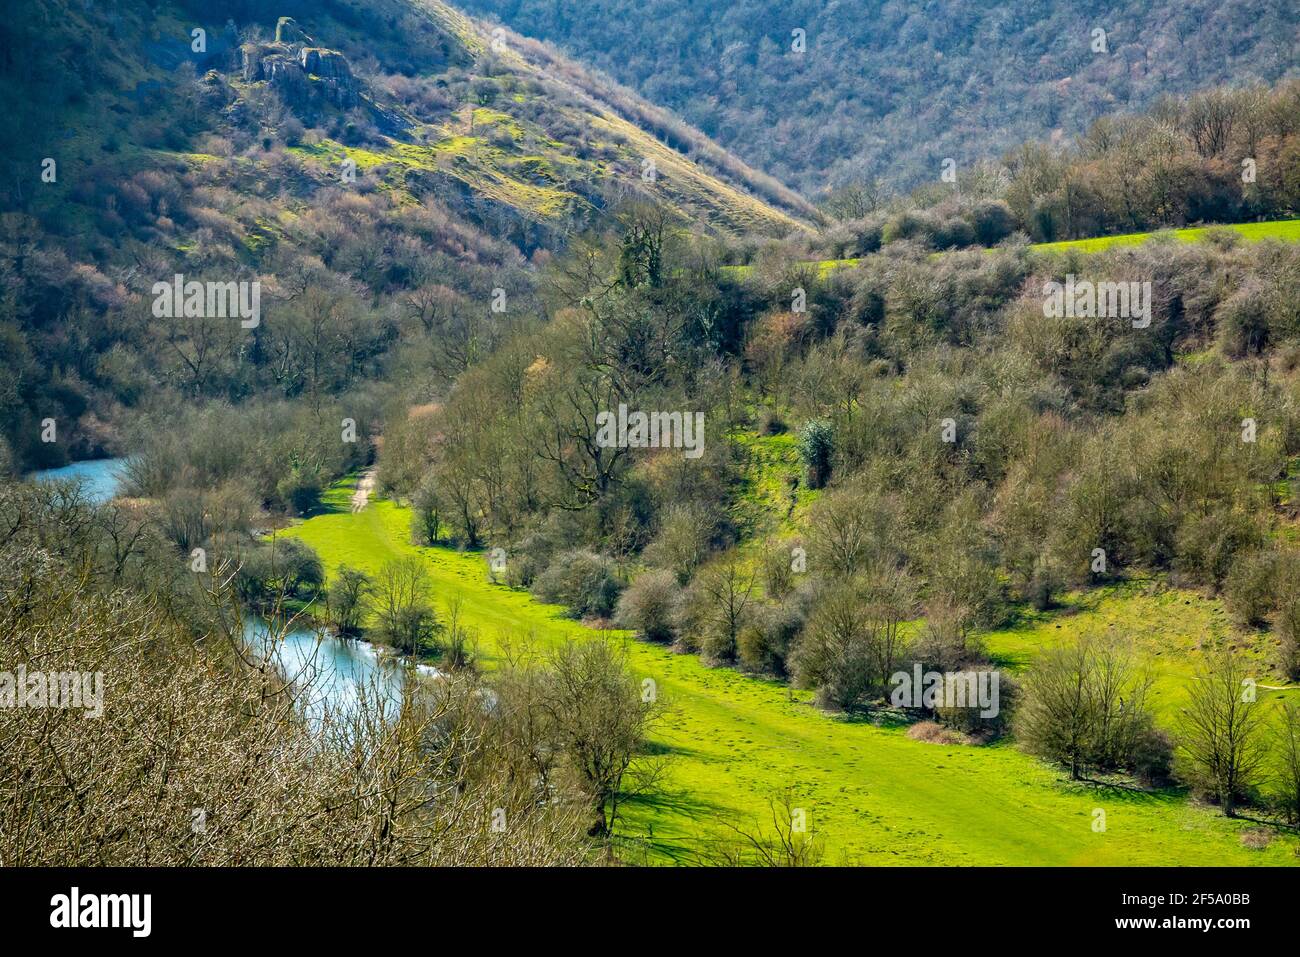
[30,457,127,504]
[29,457,421,716]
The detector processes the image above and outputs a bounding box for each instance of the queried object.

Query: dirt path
[350,468,377,513]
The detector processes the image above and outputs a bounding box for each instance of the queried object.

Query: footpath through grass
[283,477,1300,865]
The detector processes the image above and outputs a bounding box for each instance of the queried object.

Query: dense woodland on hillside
[807,80,1300,255]
[3,0,1300,865]
[458,0,1299,194]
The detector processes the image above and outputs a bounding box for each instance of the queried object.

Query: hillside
[455,0,1300,195]
[0,0,809,470]
[1,0,809,237]
[5,0,1300,877]
[286,477,1300,865]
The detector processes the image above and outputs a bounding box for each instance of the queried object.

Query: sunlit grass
[723,219,1300,278]
[281,476,1300,866]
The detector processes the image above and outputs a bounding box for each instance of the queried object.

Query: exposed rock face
[199,70,234,109]
[274,16,314,46]
[298,48,357,107]
[300,48,349,80]
[239,41,357,112]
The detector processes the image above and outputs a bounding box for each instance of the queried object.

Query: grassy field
[282,476,1300,865]
[722,218,1300,279]
[984,584,1297,723]
[1030,218,1300,254]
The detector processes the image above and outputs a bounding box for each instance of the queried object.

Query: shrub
[327,565,372,637]
[533,550,622,619]
[1223,548,1278,627]
[882,209,939,247]
[1277,576,1300,680]
[738,600,805,676]
[790,582,876,710]
[760,538,801,600]
[907,721,968,745]
[1131,725,1175,788]
[1174,508,1265,590]
[934,670,1018,739]
[796,419,834,489]
[933,217,975,249]
[968,200,1017,246]
[615,569,678,642]
[790,571,912,711]
[276,465,323,516]
[1215,282,1272,358]
[236,537,325,609]
[504,529,559,589]
[642,503,715,585]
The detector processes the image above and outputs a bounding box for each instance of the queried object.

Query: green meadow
[283,477,1300,866]
[984,584,1297,724]
[1030,218,1300,254]
[722,218,1300,279]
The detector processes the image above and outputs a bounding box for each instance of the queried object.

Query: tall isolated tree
[540,640,656,838]
[1178,651,1269,817]
[373,556,441,657]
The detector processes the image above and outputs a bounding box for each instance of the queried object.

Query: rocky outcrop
[199,70,235,109]
[297,48,357,108]
[274,17,314,46]
[240,40,358,112]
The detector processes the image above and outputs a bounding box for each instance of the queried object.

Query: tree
[373,556,441,657]
[686,554,756,663]
[806,484,895,578]
[790,579,877,711]
[540,640,655,837]
[1274,702,1300,825]
[614,569,679,642]
[797,419,834,489]
[410,472,442,546]
[822,179,885,221]
[1178,651,1269,816]
[1015,632,1154,780]
[790,568,913,711]
[327,565,371,637]
[705,790,824,866]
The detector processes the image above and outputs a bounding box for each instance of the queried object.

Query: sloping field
[1031,219,1300,254]
[282,477,1300,865]
[984,583,1298,724]
[722,219,1300,279]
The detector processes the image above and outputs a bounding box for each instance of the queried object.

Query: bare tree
[1178,651,1269,817]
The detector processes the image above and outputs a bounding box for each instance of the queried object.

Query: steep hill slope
[456,0,1299,194]
[0,0,810,469]
[1,0,810,242]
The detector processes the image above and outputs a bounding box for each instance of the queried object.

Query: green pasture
[281,477,1300,865]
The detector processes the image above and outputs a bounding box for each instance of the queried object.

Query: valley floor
[284,477,1300,865]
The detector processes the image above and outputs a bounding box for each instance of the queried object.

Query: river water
[30,457,422,716]
[31,457,127,504]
